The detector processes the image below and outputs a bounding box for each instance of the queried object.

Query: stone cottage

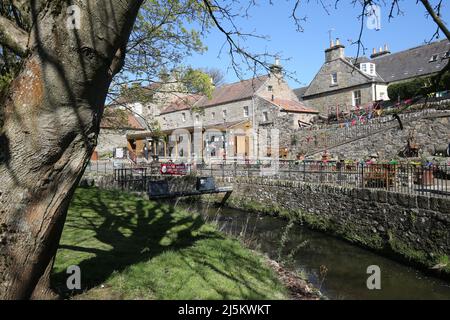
[297,38,450,114]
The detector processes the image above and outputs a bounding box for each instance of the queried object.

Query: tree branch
[420,0,450,41]
[0,15,29,57]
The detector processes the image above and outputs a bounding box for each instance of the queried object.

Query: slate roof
[268,97,319,114]
[371,39,450,83]
[197,76,269,108]
[293,86,309,100]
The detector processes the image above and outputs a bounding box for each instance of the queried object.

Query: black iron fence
[193,161,450,198]
[101,160,449,198]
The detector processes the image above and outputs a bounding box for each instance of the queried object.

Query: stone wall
[209,177,450,274]
[268,108,450,160]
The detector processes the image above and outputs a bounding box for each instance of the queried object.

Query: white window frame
[369,63,375,75]
[268,85,273,92]
[331,73,338,85]
[222,109,227,118]
[243,106,249,117]
[181,112,186,122]
[361,64,367,73]
[211,111,215,119]
[352,90,362,107]
[263,111,269,122]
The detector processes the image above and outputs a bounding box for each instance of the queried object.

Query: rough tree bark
[0,0,143,299]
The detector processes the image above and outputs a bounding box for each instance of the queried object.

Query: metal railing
[193,161,450,198]
[92,159,449,198]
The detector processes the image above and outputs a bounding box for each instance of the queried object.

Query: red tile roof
[101,108,145,130]
[160,94,204,114]
[269,98,319,114]
[197,76,269,107]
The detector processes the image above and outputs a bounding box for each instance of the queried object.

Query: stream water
[179,201,450,300]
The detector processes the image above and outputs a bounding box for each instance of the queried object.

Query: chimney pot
[330,39,334,47]
[379,46,383,53]
[384,44,389,51]
[336,38,340,45]
[372,48,376,54]
[275,57,280,66]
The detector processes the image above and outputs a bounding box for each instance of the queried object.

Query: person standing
[143,144,149,161]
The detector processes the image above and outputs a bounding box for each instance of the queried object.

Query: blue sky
[185,1,449,89]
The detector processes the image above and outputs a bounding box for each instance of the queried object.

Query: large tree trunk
[0,0,143,299]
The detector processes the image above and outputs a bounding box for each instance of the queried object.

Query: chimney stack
[370,44,391,59]
[269,56,283,79]
[325,38,345,62]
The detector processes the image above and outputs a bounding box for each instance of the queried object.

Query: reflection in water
[178,201,450,300]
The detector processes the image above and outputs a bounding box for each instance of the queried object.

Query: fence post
[303,161,306,182]
[360,163,364,189]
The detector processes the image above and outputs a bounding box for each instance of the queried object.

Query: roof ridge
[371,39,449,60]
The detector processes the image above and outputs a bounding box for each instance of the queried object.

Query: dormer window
[429,54,438,62]
[360,63,376,76]
[443,51,450,59]
[331,73,338,85]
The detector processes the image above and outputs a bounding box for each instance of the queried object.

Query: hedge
[387,71,450,101]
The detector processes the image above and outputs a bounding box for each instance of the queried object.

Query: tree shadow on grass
[50,187,218,298]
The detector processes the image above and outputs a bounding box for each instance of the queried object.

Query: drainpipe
[252,96,257,160]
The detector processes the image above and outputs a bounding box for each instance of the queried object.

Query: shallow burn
[181,202,450,300]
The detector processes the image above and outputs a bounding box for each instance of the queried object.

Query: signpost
[160,162,189,176]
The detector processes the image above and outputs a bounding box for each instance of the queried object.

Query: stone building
[140,61,319,161]
[297,38,450,114]
[94,107,146,160]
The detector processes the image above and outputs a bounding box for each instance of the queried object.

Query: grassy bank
[51,187,287,300]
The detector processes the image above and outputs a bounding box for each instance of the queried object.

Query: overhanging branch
[0,15,29,57]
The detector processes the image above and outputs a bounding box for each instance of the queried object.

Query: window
[223,109,227,118]
[331,73,338,85]
[268,85,273,92]
[443,50,450,59]
[181,112,186,122]
[429,54,438,62]
[243,106,249,117]
[369,63,375,75]
[211,111,215,119]
[195,114,200,123]
[263,111,269,122]
[353,90,362,106]
[360,63,376,76]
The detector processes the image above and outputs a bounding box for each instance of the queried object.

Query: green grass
[51,187,287,300]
